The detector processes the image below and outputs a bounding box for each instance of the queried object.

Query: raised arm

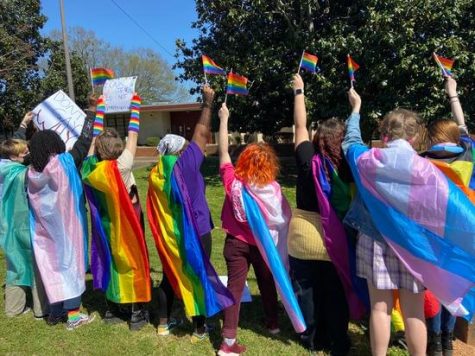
[192,85,215,152]
[342,88,363,155]
[88,95,104,157]
[293,74,309,148]
[124,93,141,158]
[445,77,466,131]
[218,103,231,165]
[12,112,34,139]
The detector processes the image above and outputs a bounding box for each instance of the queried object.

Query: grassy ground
[0,156,408,355]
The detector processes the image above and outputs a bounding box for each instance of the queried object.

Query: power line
[109,0,175,59]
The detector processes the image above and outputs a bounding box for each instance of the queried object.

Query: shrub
[146,136,160,147]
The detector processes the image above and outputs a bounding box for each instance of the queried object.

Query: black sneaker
[46,313,67,326]
[441,332,454,356]
[427,332,443,356]
[103,310,125,324]
[129,309,149,331]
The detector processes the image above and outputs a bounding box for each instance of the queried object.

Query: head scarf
[157,134,186,155]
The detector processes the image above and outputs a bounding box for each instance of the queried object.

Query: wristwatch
[294,88,304,96]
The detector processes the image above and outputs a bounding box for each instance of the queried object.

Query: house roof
[141,102,201,113]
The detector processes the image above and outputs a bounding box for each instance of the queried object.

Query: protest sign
[103,76,137,113]
[32,90,86,150]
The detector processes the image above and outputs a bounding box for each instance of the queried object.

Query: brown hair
[313,118,346,169]
[379,109,421,145]
[235,143,279,186]
[95,128,124,160]
[0,139,28,159]
[427,118,460,145]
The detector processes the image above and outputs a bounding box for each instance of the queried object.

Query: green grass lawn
[0,156,406,355]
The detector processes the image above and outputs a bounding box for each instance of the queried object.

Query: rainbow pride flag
[300,51,319,73]
[311,155,368,319]
[433,53,455,77]
[147,156,234,318]
[82,156,151,304]
[347,55,360,82]
[28,153,88,303]
[202,55,225,75]
[91,67,115,86]
[226,72,249,95]
[346,140,475,320]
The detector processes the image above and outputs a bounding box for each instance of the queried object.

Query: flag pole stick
[224,68,232,105]
[89,68,95,94]
[204,72,208,85]
[297,50,304,74]
[433,52,448,78]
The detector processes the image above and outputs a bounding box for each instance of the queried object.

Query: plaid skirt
[356,233,424,293]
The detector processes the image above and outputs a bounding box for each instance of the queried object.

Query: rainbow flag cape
[0,160,34,287]
[433,53,454,77]
[147,155,234,318]
[91,67,115,86]
[346,139,475,320]
[27,153,88,304]
[202,55,226,75]
[82,156,151,304]
[300,51,319,73]
[311,155,368,319]
[347,55,360,82]
[226,72,249,95]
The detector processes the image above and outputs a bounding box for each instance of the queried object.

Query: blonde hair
[428,119,460,145]
[0,139,28,159]
[380,109,421,144]
[95,128,124,160]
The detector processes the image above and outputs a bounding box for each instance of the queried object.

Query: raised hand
[202,84,215,107]
[218,102,229,121]
[293,73,304,92]
[348,88,361,113]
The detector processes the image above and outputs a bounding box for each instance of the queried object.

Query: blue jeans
[49,296,81,317]
[426,306,456,334]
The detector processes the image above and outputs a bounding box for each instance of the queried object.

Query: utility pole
[59,0,75,101]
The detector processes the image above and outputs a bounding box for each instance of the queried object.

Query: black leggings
[157,232,212,332]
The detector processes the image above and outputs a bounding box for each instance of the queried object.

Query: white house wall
[138,111,171,145]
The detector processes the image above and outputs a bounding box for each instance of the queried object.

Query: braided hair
[29,130,65,172]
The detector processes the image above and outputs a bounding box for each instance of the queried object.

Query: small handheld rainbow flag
[226,72,249,96]
[90,68,115,86]
[202,55,225,76]
[433,53,455,77]
[299,51,319,73]
[347,55,360,85]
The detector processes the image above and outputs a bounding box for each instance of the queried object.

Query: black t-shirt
[295,141,319,212]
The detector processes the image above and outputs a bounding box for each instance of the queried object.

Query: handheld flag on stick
[225,71,249,104]
[433,53,454,77]
[298,51,319,73]
[90,68,115,87]
[202,55,225,83]
[347,55,360,87]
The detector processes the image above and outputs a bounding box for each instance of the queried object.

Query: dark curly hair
[29,130,66,172]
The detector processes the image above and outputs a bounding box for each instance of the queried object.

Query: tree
[0,0,46,129]
[176,0,475,136]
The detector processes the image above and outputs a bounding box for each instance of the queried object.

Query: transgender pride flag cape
[28,153,88,304]
[147,155,234,318]
[82,156,151,304]
[346,139,475,320]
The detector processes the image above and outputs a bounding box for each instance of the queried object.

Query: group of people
[0,74,474,356]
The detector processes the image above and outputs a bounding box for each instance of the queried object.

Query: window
[105,113,128,138]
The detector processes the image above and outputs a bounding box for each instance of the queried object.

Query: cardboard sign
[32,90,86,150]
[103,76,137,113]
[219,276,252,303]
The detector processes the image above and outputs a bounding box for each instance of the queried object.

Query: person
[217,102,298,356]
[148,85,234,342]
[81,94,151,331]
[422,76,475,356]
[27,96,96,330]
[0,137,48,319]
[288,73,362,355]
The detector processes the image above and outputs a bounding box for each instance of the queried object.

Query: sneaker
[427,332,443,356]
[103,310,124,325]
[157,318,182,336]
[129,309,149,331]
[34,314,48,321]
[217,341,247,356]
[46,313,67,326]
[268,327,280,335]
[66,313,96,331]
[441,332,454,356]
[190,330,209,344]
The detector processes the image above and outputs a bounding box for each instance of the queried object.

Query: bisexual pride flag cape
[0,160,34,287]
[234,180,306,333]
[27,153,87,304]
[346,139,475,320]
[82,156,151,304]
[311,155,368,319]
[147,155,234,318]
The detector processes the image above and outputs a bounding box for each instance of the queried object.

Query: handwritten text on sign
[32,90,86,150]
[103,76,137,113]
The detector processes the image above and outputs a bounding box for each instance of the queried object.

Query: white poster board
[32,90,86,150]
[219,276,252,303]
[103,76,137,113]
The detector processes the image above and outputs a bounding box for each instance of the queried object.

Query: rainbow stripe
[128,94,141,133]
[91,67,114,86]
[433,53,455,77]
[93,96,105,137]
[300,51,319,73]
[347,55,360,82]
[226,72,249,95]
[28,153,87,304]
[202,55,225,75]
[82,156,151,303]
[147,156,234,317]
[346,141,475,320]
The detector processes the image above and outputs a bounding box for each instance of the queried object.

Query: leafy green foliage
[176,0,475,137]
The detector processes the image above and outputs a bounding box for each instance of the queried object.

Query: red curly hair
[235,143,279,186]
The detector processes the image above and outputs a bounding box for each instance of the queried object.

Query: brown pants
[222,235,278,339]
